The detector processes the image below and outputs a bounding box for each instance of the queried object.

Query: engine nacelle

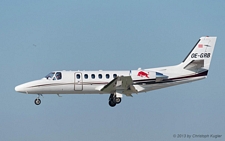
[130,70,168,82]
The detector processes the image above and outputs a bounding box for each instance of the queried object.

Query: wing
[100,76,144,96]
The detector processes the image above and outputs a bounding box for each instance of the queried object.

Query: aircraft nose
[15,85,26,93]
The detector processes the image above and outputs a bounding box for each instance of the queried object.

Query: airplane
[15,36,217,107]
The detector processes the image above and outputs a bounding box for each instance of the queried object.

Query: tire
[108,100,116,107]
[34,99,41,105]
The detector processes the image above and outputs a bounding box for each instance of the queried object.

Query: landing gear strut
[34,94,42,105]
[108,93,122,107]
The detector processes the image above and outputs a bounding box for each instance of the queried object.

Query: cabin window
[91,74,95,79]
[113,74,117,78]
[98,74,102,79]
[84,74,88,79]
[106,74,110,79]
[76,74,81,79]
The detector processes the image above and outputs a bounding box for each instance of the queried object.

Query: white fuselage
[14,36,216,107]
[15,67,206,95]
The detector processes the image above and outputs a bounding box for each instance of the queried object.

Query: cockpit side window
[56,72,62,80]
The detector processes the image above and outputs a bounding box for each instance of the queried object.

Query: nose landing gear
[34,98,41,105]
[34,94,42,105]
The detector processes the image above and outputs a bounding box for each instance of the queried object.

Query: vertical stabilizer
[181,36,217,71]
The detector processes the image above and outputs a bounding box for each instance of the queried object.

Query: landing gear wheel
[108,93,122,107]
[115,97,122,104]
[108,100,116,107]
[34,98,41,105]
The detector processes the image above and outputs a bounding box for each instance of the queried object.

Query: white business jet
[15,36,217,107]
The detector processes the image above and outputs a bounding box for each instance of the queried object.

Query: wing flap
[100,77,118,93]
[100,76,142,96]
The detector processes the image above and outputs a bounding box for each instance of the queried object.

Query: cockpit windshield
[45,72,62,80]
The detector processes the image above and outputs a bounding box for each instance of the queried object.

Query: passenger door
[74,72,83,91]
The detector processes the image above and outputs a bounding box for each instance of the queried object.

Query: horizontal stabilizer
[184,60,204,72]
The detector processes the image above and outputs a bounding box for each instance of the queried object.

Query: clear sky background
[0,1,225,141]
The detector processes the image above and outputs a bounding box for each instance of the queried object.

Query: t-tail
[179,36,217,74]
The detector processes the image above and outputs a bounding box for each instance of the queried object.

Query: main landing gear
[108,93,122,107]
[34,94,42,105]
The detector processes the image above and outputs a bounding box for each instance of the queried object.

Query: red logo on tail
[137,71,149,78]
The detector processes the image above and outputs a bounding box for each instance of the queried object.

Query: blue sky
[0,1,225,141]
